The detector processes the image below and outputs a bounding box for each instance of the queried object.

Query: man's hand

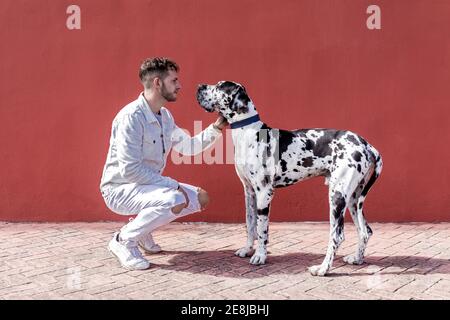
[213,115,228,131]
[178,185,190,208]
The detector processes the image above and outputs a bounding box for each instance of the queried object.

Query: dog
[197,81,383,276]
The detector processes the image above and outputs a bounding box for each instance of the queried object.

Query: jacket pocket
[143,124,163,163]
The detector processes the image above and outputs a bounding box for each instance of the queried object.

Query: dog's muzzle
[196,84,215,112]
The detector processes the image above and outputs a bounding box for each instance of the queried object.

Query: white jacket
[100,93,221,190]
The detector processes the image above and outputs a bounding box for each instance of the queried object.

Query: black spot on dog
[217,81,237,94]
[302,157,314,167]
[305,139,315,151]
[312,130,345,157]
[357,164,361,172]
[261,175,271,186]
[352,151,362,162]
[236,88,250,105]
[276,129,296,160]
[258,206,270,216]
[280,159,288,172]
[284,177,293,184]
[331,191,346,220]
[366,224,373,235]
[346,134,360,146]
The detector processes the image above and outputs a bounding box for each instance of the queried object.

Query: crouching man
[100,57,227,270]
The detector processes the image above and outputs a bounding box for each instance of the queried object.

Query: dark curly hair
[139,57,179,87]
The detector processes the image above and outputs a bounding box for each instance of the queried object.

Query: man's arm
[116,113,179,189]
[171,116,228,156]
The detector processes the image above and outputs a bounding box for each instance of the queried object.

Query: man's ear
[153,77,162,89]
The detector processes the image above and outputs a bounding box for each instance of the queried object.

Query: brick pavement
[0,221,449,300]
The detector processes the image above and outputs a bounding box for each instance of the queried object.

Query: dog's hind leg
[344,156,382,265]
[345,192,373,265]
[308,165,364,276]
[235,185,257,258]
[309,187,348,276]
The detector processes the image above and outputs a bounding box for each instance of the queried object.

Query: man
[100,57,227,270]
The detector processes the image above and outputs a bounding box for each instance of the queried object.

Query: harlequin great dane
[197,81,383,276]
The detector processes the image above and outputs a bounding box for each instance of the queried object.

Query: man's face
[160,70,181,102]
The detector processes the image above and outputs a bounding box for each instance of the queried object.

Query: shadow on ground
[148,250,449,278]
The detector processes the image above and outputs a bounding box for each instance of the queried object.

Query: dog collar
[230,114,261,129]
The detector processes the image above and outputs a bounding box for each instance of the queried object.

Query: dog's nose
[198,84,207,90]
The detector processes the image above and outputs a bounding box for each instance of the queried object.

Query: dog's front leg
[235,185,257,258]
[249,188,274,265]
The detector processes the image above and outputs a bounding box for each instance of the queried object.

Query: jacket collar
[138,93,165,124]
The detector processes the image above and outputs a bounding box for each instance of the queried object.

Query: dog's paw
[343,254,364,265]
[249,252,267,265]
[235,247,253,258]
[308,264,328,276]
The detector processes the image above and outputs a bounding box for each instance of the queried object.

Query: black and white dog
[197,81,383,276]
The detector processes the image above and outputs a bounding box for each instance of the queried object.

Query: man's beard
[161,83,177,102]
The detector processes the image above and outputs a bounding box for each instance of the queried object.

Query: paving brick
[0,221,449,299]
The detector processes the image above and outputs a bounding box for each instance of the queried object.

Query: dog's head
[196,81,254,122]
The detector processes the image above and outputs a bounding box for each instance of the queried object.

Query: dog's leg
[249,188,273,265]
[344,173,375,265]
[309,188,347,276]
[235,185,257,258]
[345,194,373,265]
[344,155,381,265]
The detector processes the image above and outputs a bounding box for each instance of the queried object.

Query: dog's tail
[361,147,383,197]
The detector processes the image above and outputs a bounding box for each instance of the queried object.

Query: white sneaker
[108,232,150,270]
[139,233,162,254]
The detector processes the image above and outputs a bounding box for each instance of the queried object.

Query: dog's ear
[233,86,250,114]
[218,81,237,95]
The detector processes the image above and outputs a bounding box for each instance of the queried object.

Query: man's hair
[139,57,179,87]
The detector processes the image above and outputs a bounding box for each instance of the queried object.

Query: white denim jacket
[100,93,221,191]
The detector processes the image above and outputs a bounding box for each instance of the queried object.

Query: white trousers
[101,182,201,242]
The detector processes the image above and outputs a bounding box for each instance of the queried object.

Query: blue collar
[230,114,261,129]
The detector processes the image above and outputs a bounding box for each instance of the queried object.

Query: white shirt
[100,93,221,190]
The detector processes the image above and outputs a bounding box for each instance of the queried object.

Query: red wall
[1,0,449,222]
